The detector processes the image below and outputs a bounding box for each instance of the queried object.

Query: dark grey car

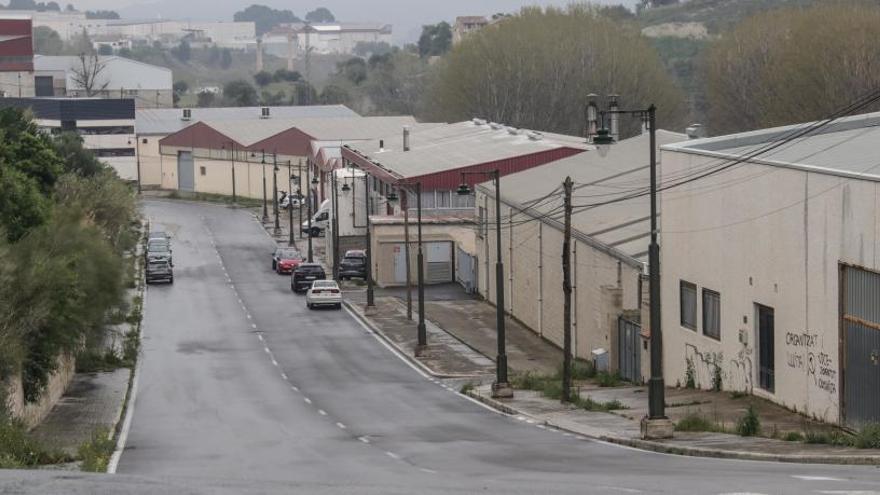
[146,259,173,284]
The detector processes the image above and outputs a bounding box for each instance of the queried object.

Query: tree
[337,57,367,85]
[70,52,109,97]
[172,80,189,106]
[305,7,335,23]
[253,70,273,87]
[260,89,286,105]
[417,22,452,58]
[223,80,258,106]
[320,84,349,105]
[353,41,392,58]
[197,90,217,107]
[273,68,301,82]
[220,48,233,69]
[427,5,686,135]
[85,10,120,19]
[33,26,63,55]
[289,81,317,106]
[234,4,301,36]
[171,40,191,62]
[704,2,880,135]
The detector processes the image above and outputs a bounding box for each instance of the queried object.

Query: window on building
[200,166,206,176]
[420,190,436,209]
[453,191,474,208]
[680,281,697,330]
[436,190,452,208]
[702,289,721,340]
[142,138,148,144]
[478,206,486,238]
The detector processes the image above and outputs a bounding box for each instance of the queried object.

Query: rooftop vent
[686,123,704,139]
[403,126,411,152]
[260,107,270,119]
[506,127,520,135]
[181,108,191,121]
[472,118,487,126]
[527,131,543,141]
[489,122,504,130]
[379,139,385,152]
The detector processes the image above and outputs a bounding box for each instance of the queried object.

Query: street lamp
[254,150,269,223]
[272,152,281,236]
[414,182,426,353]
[595,103,670,439]
[457,170,512,399]
[221,141,237,203]
[288,161,295,247]
[306,160,314,262]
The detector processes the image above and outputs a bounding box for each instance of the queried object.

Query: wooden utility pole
[562,176,574,403]
[403,191,413,320]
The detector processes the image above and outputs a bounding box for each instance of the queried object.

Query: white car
[305,280,342,309]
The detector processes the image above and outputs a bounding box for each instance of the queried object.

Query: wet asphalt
[1,199,877,494]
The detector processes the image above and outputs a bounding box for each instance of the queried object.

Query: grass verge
[0,417,71,468]
[78,429,115,472]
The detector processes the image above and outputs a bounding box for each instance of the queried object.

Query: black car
[338,250,366,280]
[145,259,173,284]
[291,263,326,292]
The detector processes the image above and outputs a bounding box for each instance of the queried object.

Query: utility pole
[288,161,295,247]
[332,170,340,279]
[261,150,268,223]
[403,189,413,320]
[561,176,574,403]
[416,182,426,353]
[306,160,313,261]
[273,153,281,236]
[298,159,304,242]
[365,175,375,308]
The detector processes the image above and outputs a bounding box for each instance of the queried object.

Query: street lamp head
[456,183,471,196]
[386,190,399,202]
[593,127,615,157]
[341,181,351,193]
[311,175,319,185]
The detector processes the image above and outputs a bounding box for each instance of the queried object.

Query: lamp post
[457,170,512,398]
[259,150,269,222]
[306,160,314,262]
[593,103,670,438]
[273,152,281,236]
[288,161,295,247]
[415,182,426,354]
[297,159,304,242]
[364,174,374,308]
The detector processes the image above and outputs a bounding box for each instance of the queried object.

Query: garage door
[426,242,452,284]
[177,151,194,192]
[842,265,880,427]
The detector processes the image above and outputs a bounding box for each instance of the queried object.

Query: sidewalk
[354,291,880,465]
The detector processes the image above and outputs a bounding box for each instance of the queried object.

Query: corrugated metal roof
[663,111,880,181]
[486,130,686,264]
[136,105,358,135]
[34,55,172,91]
[345,121,589,179]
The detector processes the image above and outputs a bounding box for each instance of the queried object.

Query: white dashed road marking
[385,452,400,460]
[336,422,346,429]
[792,476,844,481]
[304,397,312,404]
[318,409,327,416]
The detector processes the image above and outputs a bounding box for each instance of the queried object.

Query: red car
[272,247,304,274]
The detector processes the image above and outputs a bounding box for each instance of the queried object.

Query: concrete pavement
[4,198,879,494]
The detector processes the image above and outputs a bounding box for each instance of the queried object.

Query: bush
[854,423,880,449]
[596,371,623,387]
[804,430,854,447]
[78,429,115,472]
[579,396,628,412]
[0,417,68,468]
[783,431,804,442]
[736,405,761,437]
[459,382,474,394]
[675,413,723,432]
[76,349,125,372]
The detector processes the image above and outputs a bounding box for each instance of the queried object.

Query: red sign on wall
[0,18,34,72]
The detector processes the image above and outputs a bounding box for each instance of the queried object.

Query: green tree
[427,5,686,135]
[417,21,452,58]
[289,81,317,106]
[207,45,221,66]
[223,80,258,106]
[305,7,335,23]
[52,132,103,177]
[353,41,392,58]
[32,26,63,55]
[172,40,191,62]
[319,84,350,105]
[234,4,301,36]
[337,57,367,85]
[273,68,301,82]
[253,70,273,87]
[197,90,217,107]
[704,2,880,134]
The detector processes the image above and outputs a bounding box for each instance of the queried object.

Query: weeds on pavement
[674,413,725,433]
[0,417,69,468]
[736,405,761,436]
[78,429,115,472]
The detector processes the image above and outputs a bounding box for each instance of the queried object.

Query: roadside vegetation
[510,362,629,413]
[0,108,139,467]
[78,429,115,472]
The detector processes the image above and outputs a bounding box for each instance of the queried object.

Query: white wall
[660,149,880,424]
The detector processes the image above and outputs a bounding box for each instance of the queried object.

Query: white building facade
[660,113,880,427]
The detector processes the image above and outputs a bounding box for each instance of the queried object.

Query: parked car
[145,259,173,284]
[148,231,170,242]
[279,191,303,209]
[271,247,304,274]
[146,241,173,264]
[291,263,326,292]
[306,280,342,309]
[338,250,367,280]
[301,199,330,237]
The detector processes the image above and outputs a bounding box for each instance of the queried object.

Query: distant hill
[637,0,821,35]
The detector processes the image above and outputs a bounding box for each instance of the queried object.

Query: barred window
[680,281,697,330]
[702,289,721,340]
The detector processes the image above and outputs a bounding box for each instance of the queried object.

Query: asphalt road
[2,199,878,495]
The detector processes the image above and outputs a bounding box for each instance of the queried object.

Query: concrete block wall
[4,352,75,429]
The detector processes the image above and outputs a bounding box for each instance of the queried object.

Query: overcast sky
[65,0,638,43]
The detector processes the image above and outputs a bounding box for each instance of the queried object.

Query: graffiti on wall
[784,331,837,398]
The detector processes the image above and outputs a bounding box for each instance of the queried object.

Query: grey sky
[67,0,638,43]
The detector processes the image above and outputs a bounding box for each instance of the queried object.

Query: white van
[301,199,331,237]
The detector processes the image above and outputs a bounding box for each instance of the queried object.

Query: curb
[465,390,880,466]
[343,300,485,380]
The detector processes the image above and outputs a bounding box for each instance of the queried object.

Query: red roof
[0,19,34,71]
